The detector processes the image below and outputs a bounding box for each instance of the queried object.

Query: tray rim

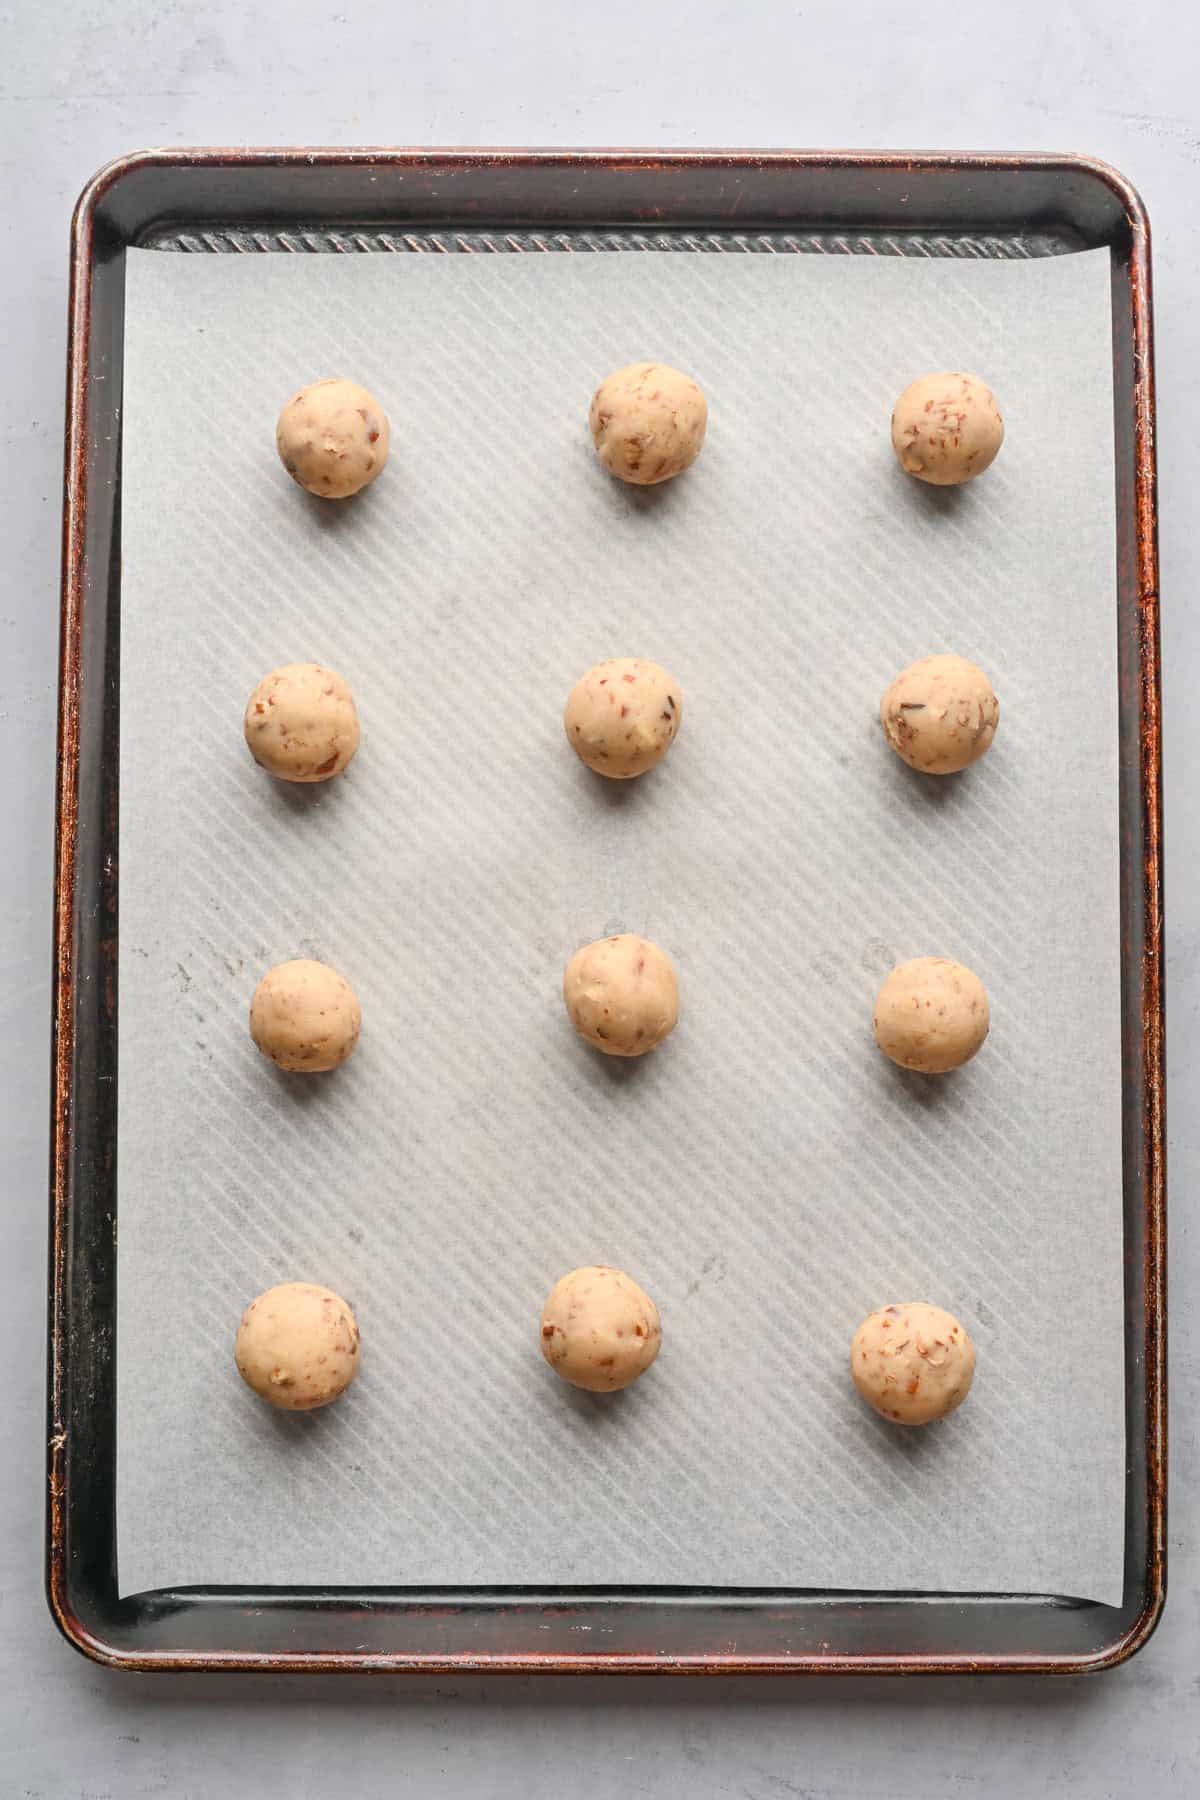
[48,146,1165,1675]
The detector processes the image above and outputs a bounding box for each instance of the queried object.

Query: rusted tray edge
[47,148,1164,1675]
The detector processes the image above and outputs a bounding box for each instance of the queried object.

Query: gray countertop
[2,3,1196,1794]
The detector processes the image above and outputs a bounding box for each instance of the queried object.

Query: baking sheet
[116,243,1124,1603]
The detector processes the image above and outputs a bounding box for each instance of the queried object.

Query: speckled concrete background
[2,1,1196,1795]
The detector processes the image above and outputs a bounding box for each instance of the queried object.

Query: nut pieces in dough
[540,1265,662,1392]
[276,376,390,498]
[250,958,362,1073]
[851,1302,975,1425]
[564,657,682,779]
[563,934,679,1057]
[873,957,990,1074]
[244,662,361,782]
[589,361,707,485]
[235,1281,361,1410]
[880,653,999,775]
[890,370,1004,485]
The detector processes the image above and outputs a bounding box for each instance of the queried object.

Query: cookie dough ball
[564,657,682,779]
[851,1302,975,1425]
[276,377,390,498]
[589,361,707,485]
[235,1281,361,1410]
[244,662,361,782]
[563,934,679,1057]
[890,371,1004,485]
[873,957,989,1074]
[880,654,999,775]
[250,958,361,1073]
[540,1265,662,1392]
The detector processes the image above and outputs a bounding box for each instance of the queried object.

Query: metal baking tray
[48,148,1164,1674]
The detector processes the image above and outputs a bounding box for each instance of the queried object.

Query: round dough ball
[851,1302,975,1425]
[540,1265,662,1392]
[244,662,361,783]
[589,361,707,485]
[276,377,390,498]
[250,958,362,1073]
[563,934,679,1057]
[235,1281,361,1410]
[563,657,682,779]
[880,653,999,775]
[873,956,989,1074]
[890,371,1003,485]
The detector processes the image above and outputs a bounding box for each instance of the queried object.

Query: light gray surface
[0,1,1196,1795]
[116,245,1125,1602]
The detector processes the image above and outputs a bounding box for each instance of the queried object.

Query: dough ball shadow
[619,475,686,517]
[299,478,385,531]
[870,1052,971,1111]
[885,756,963,813]
[895,464,969,518]
[556,1379,625,1420]
[571,1032,680,1091]
[590,458,691,521]
[592,768,652,812]
[861,1402,954,1461]
[262,777,329,816]
[263,1058,352,1107]
[261,1395,353,1446]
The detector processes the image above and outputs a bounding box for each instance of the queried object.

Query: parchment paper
[117,243,1125,1603]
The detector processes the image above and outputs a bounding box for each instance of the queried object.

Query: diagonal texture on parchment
[116,246,1123,1602]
